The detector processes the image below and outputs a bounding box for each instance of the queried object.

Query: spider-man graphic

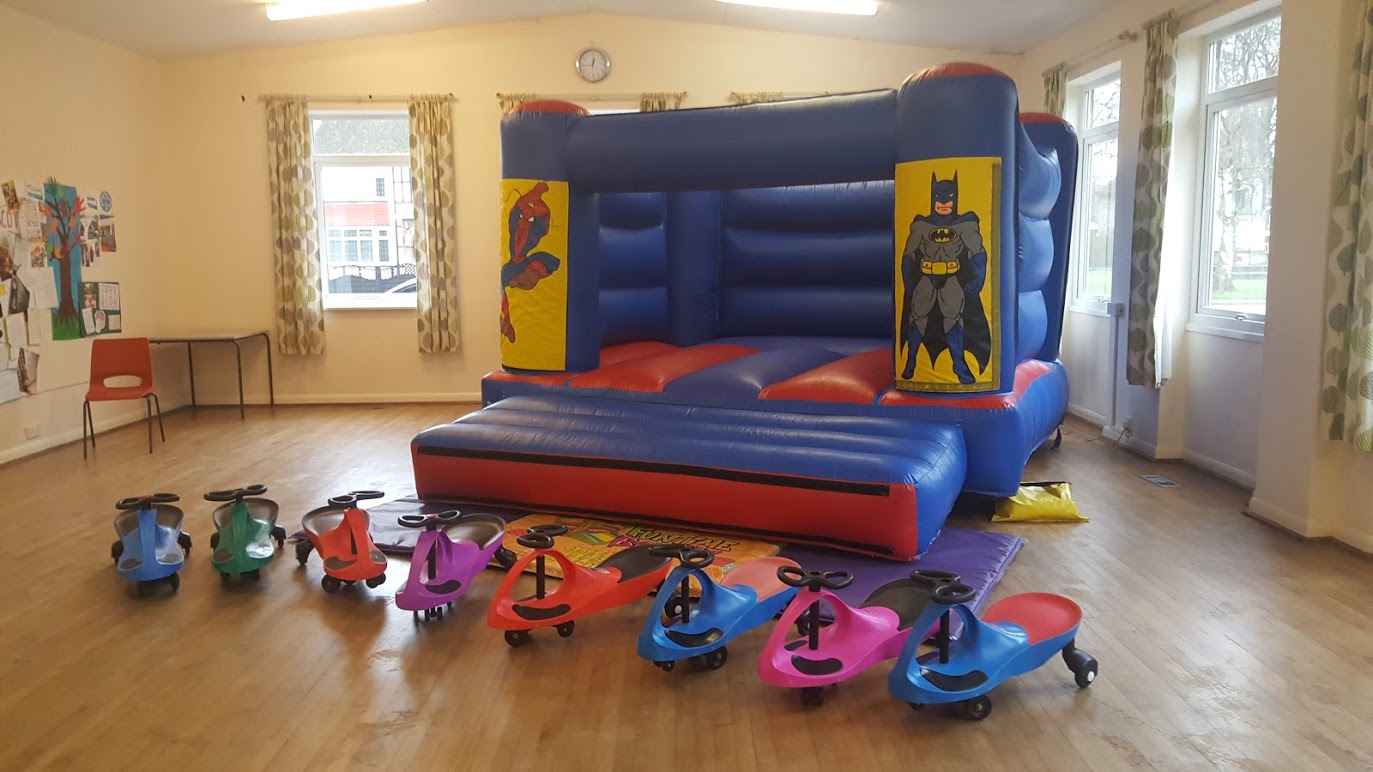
[500,182,561,343]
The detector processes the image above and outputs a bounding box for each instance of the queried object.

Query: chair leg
[145,396,153,454]
[82,400,91,459]
[152,393,165,443]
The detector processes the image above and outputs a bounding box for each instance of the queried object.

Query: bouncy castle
[412,63,1078,561]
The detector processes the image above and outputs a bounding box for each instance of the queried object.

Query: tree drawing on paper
[41,178,85,341]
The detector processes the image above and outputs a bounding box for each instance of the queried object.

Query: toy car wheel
[908,702,924,711]
[800,687,825,708]
[220,572,231,587]
[655,660,676,672]
[295,542,313,566]
[495,548,517,570]
[556,621,575,638]
[504,630,531,648]
[272,526,287,550]
[136,582,148,599]
[1065,651,1098,688]
[365,574,385,589]
[960,695,992,721]
[702,647,728,670]
[111,541,123,564]
[210,533,220,550]
[321,575,342,593]
[168,573,180,593]
[248,569,262,582]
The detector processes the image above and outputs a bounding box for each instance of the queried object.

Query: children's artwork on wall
[16,199,42,240]
[79,190,101,266]
[0,368,19,404]
[17,261,56,310]
[26,309,46,345]
[79,281,121,335]
[16,347,38,395]
[0,234,14,280]
[5,312,27,349]
[98,190,116,254]
[894,157,1001,393]
[1,181,18,214]
[41,179,86,341]
[7,275,29,315]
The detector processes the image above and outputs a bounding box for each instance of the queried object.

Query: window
[311,111,416,309]
[1195,13,1280,329]
[1069,72,1121,311]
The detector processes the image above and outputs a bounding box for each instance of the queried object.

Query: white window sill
[1186,319,1264,343]
[323,294,417,311]
[1069,304,1112,319]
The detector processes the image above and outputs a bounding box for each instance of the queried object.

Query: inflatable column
[498,101,600,373]
[893,64,1020,395]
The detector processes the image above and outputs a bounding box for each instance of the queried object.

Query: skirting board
[0,400,184,467]
[1183,450,1256,489]
[1066,403,1108,427]
[1245,496,1373,555]
[185,392,482,406]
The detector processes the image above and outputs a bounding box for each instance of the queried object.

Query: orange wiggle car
[296,490,388,593]
[488,524,673,647]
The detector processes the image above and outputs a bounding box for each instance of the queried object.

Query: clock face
[576,48,611,83]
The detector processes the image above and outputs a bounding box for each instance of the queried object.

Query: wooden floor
[1,405,1370,771]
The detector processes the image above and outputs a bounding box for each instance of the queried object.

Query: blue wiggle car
[110,493,191,597]
[888,580,1098,720]
[638,546,799,672]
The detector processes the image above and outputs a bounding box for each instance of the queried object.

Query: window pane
[1086,79,1121,129]
[375,178,386,197]
[1204,96,1275,315]
[328,240,343,262]
[1079,137,1117,300]
[311,115,409,155]
[345,241,359,261]
[379,239,390,262]
[1209,17,1281,92]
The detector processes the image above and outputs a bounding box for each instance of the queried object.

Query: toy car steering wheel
[516,523,569,550]
[649,545,715,569]
[204,484,268,503]
[327,490,385,508]
[398,510,462,530]
[777,565,854,592]
[931,581,976,606]
[117,493,179,510]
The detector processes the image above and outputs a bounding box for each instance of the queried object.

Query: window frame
[1191,10,1280,335]
[310,109,415,311]
[1068,69,1122,316]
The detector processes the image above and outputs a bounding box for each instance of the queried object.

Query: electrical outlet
[1122,418,1135,435]
[23,424,40,440]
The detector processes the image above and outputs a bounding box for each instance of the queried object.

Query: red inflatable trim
[600,341,679,366]
[879,359,1055,409]
[1021,112,1069,124]
[484,370,573,387]
[413,452,920,560]
[759,348,893,404]
[508,100,588,116]
[567,344,758,393]
[906,62,1006,86]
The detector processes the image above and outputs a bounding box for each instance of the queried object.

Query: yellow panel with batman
[499,178,569,371]
[894,157,1001,393]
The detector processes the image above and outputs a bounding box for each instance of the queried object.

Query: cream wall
[0,6,178,465]
[157,13,1019,406]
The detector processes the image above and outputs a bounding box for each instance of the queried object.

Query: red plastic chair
[83,337,164,457]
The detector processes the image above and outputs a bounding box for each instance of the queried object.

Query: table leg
[187,343,197,410]
[261,333,276,407]
[234,341,245,420]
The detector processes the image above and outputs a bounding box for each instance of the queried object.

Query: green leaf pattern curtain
[1043,65,1066,118]
[639,92,686,112]
[409,96,461,353]
[265,98,325,355]
[1321,1,1373,452]
[1126,15,1179,387]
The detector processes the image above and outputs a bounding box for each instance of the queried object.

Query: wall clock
[576,48,611,84]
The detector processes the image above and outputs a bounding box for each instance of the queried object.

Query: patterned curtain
[265,98,325,355]
[728,91,785,105]
[639,92,686,112]
[1043,65,1066,118]
[409,96,461,353]
[497,93,536,112]
[1125,15,1179,387]
[1321,1,1373,452]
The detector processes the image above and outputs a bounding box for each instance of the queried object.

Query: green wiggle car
[205,485,287,585]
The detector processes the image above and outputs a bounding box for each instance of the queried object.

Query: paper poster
[98,189,116,254]
[79,190,101,266]
[42,179,86,341]
[17,263,55,309]
[79,281,119,335]
[98,282,120,311]
[107,313,121,333]
[81,307,97,335]
[26,240,46,269]
[7,275,29,314]
[17,348,38,395]
[0,233,14,280]
[17,200,41,240]
[3,342,13,367]
[1,181,18,214]
[26,310,46,345]
[0,368,19,404]
[5,312,27,348]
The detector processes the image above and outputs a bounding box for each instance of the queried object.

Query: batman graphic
[898,172,992,384]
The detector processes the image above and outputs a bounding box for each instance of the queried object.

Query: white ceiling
[0,0,1112,59]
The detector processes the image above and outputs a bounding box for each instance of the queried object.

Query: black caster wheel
[321,575,342,593]
[136,582,148,598]
[210,533,220,550]
[413,611,420,622]
[178,532,192,556]
[655,660,676,672]
[248,569,262,582]
[436,605,445,620]
[168,573,180,592]
[365,574,385,589]
[220,572,231,587]
[662,594,689,624]
[504,630,531,648]
[1064,651,1098,688]
[702,647,728,670]
[960,695,992,721]
[111,541,123,564]
[495,548,517,570]
[908,702,924,711]
[556,621,575,638]
[800,687,825,708]
[272,526,287,550]
[295,542,313,566]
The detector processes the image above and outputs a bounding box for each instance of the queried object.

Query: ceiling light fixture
[716,0,879,16]
[265,0,427,22]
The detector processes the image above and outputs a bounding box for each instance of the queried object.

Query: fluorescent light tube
[266,0,427,22]
[716,0,879,15]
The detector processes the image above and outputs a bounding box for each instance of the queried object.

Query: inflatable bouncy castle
[412,64,1078,561]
